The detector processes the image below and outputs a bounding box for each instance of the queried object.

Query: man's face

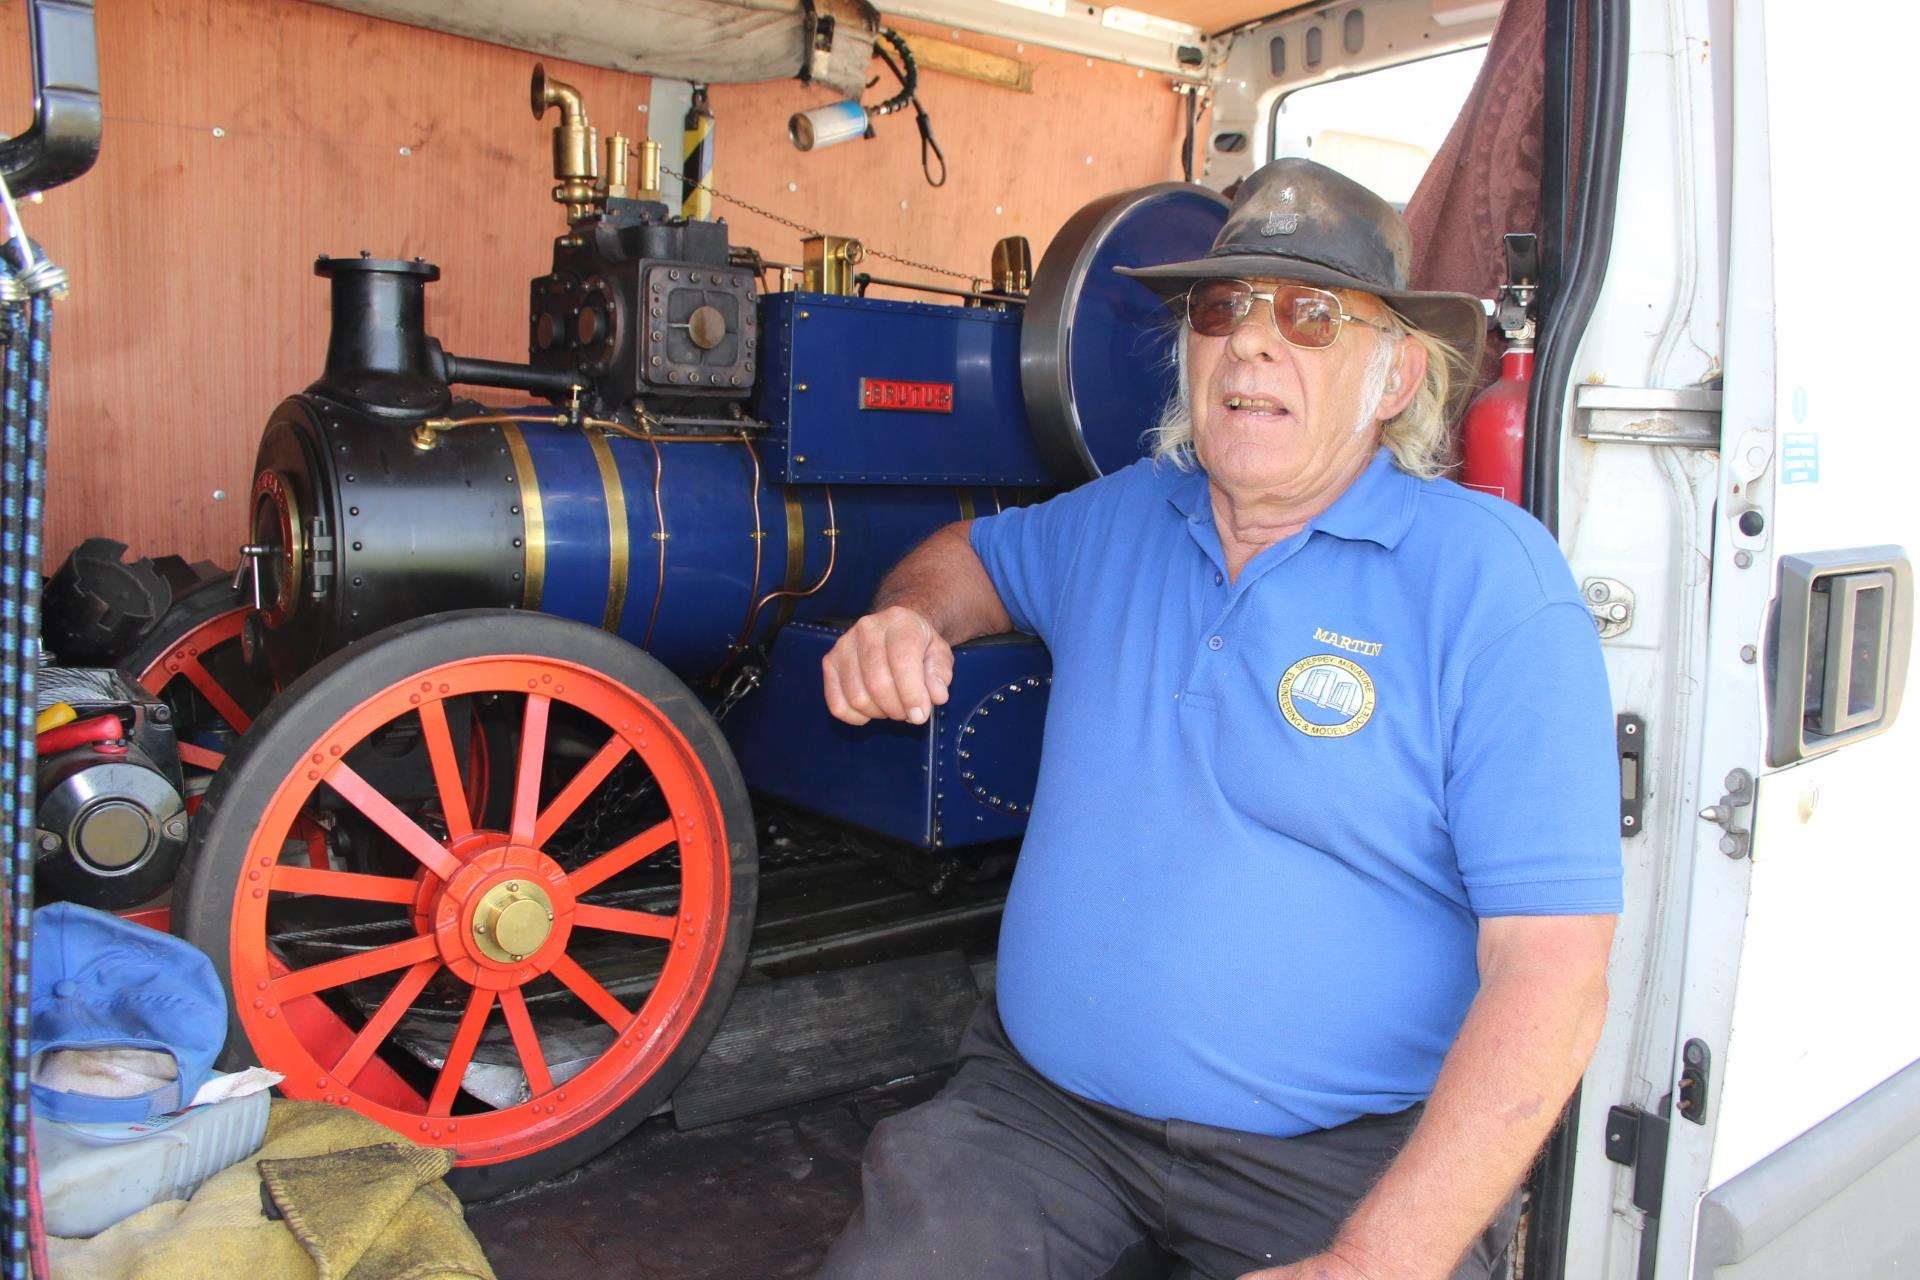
[1185,278,1417,502]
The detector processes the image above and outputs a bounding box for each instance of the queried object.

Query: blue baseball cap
[29,902,227,1123]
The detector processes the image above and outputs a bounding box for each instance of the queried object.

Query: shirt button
[1213,571,1223,585]
[1208,635,1224,650]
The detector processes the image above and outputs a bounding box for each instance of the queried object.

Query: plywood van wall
[0,0,1190,570]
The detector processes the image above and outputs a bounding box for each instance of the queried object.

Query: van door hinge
[1575,386,1722,446]
[1605,1103,1669,1216]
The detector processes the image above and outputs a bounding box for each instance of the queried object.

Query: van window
[1267,46,1487,208]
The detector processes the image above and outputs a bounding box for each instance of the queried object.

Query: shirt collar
[1163,447,1418,551]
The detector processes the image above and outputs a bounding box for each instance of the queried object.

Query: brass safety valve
[531,64,599,221]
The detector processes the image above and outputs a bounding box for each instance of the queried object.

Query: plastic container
[35,1087,270,1237]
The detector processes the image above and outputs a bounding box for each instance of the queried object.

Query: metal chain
[653,160,976,282]
[709,664,763,723]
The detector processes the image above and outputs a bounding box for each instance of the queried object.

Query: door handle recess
[1767,547,1911,765]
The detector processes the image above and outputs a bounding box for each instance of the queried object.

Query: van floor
[467,1071,947,1279]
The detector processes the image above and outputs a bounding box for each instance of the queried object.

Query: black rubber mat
[671,951,979,1130]
[467,1072,946,1279]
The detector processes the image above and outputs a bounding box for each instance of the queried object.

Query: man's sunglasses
[1183,279,1397,348]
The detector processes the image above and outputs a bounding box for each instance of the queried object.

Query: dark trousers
[818,998,1520,1280]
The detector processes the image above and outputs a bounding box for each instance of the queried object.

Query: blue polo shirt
[969,448,1621,1138]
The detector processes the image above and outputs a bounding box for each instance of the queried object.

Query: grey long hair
[1146,310,1472,481]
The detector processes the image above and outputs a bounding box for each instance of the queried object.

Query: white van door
[1649,1,1919,1274]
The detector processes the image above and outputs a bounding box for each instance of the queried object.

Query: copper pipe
[726,431,767,659]
[737,485,839,646]
[641,435,669,651]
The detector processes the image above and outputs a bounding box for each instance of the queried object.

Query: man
[815,158,1621,1280]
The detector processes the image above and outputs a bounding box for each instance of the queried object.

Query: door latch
[1677,1038,1712,1125]
[1605,1103,1669,1216]
[1617,713,1645,837]
[231,543,269,611]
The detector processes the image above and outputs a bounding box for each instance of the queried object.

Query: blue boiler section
[504,420,1022,678]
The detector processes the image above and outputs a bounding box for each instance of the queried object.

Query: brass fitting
[531,64,600,220]
[802,235,865,295]
[992,236,1033,296]
[602,133,631,200]
[634,138,663,202]
[411,417,458,451]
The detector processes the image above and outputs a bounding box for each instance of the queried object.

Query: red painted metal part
[119,904,172,933]
[226,655,731,1167]
[267,953,424,1111]
[134,605,255,733]
[36,713,126,754]
[1458,345,1533,506]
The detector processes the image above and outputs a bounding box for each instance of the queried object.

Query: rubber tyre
[120,574,248,687]
[173,609,759,1200]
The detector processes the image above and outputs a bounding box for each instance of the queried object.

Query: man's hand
[822,606,955,725]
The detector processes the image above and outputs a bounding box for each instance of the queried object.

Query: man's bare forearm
[872,520,1012,644]
[1325,919,1614,1279]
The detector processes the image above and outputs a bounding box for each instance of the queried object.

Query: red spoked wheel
[175,610,757,1198]
[124,576,274,801]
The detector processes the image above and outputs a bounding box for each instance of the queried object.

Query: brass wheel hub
[470,878,555,964]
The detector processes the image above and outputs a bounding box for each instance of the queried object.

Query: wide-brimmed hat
[1116,158,1485,370]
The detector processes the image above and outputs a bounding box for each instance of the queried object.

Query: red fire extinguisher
[1459,233,1539,506]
